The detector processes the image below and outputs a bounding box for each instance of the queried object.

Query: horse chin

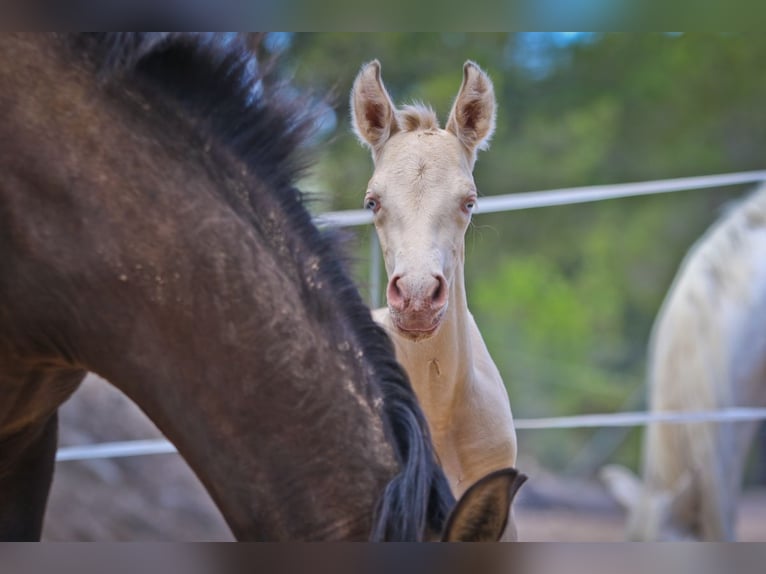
[391,316,443,341]
[398,326,438,341]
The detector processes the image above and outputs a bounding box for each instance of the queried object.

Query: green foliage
[275,33,766,476]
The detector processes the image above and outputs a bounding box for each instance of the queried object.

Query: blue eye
[463,198,477,213]
[364,197,380,212]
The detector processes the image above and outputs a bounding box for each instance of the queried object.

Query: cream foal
[351,60,519,539]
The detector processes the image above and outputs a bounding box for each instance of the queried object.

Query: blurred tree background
[268,33,766,478]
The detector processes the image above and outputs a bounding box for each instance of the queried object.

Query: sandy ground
[41,375,766,541]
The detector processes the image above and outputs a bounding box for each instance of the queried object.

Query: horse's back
[644,184,766,539]
[649,185,766,410]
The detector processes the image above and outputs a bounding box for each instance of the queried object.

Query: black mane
[74,33,313,192]
[69,33,454,541]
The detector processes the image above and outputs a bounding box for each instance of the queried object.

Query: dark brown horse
[0,33,525,541]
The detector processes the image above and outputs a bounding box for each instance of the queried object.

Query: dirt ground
[42,375,766,541]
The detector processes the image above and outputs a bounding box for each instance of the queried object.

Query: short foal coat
[351,61,519,538]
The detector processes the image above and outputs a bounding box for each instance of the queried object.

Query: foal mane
[68,33,453,541]
[398,103,440,132]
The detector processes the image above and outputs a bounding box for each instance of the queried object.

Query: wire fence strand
[314,170,766,228]
[56,408,766,462]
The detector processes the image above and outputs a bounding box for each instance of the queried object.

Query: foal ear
[441,468,526,542]
[350,60,399,158]
[446,61,496,164]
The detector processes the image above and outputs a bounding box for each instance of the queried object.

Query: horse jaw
[387,290,450,340]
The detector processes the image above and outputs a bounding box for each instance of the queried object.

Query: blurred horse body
[350,61,519,539]
[0,33,523,541]
[603,184,766,540]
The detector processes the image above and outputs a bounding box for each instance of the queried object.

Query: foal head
[351,60,496,340]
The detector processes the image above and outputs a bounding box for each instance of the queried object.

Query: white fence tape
[56,439,178,461]
[513,407,766,430]
[56,408,766,462]
[315,170,766,228]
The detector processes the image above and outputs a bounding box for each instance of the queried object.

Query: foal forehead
[374,130,472,191]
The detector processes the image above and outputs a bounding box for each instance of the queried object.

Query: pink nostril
[386,275,406,311]
[430,275,448,310]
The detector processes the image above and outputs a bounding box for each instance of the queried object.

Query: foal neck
[391,251,473,396]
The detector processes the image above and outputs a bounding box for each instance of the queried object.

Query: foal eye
[463,198,477,213]
[364,197,380,212]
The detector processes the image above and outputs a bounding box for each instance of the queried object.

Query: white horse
[602,184,766,540]
[351,61,519,539]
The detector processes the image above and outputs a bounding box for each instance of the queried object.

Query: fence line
[513,408,766,430]
[56,408,766,462]
[320,170,766,307]
[314,170,766,228]
[56,439,177,462]
[55,171,766,464]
